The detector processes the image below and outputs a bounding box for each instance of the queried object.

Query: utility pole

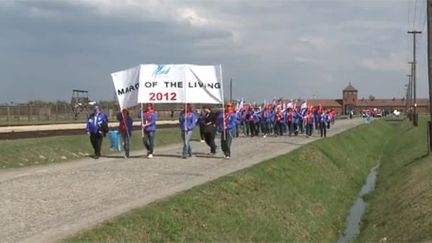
[408,64,414,121]
[406,74,411,116]
[427,0,432,151]
[408,30,422,126]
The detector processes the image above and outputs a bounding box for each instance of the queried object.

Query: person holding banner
[117,108,133,158]
[86,106,108,159]
[179,104,197,159]
[217,102,237,159]
[142,103,157,159]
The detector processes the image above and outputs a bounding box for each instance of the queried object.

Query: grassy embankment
[357,118,431,242]
[66,120,394,242]
[0,128,198,169]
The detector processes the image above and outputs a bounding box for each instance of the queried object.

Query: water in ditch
[337,164,380,243]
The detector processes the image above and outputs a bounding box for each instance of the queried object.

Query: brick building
[305,82,429,115]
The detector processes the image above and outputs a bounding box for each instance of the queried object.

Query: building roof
[308,99,343,108]
[343,82,357,92]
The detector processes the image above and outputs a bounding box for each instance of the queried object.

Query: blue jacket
[236,111,243,125]
[320,113,330,123]
[282,109,288,123]
[86,112,108,134]
[198,112,206,125]
[217,111,237,133]
[179,111,197,131]
[293,111,301,125]
[141,111,157,132]
[253,111,261,124]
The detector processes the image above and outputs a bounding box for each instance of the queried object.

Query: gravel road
[0,118,363,243]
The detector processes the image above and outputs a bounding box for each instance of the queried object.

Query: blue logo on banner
[152,65,170,78]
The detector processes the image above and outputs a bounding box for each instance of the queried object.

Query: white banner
[111,65,140,108]
[137,64,223,104]
[111,64,223,105]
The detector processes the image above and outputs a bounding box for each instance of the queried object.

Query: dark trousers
[305,124,313,136]
[320,122,327,137]
[287,121,293,136]
[250,122,258,137]
[235,124,239,137]
[90,133,103,156]
[299,121,304,134]
[121,133,130,157]
[221,131,233,156]
[243,121,250,136]
[204,128,217,154]
[293,123,299,135]
[199,124,205,140]
[143,131,155,154]
[274,122,283,136]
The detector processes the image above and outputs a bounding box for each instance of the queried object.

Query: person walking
[304,110,314,137]
[117,108,133,158]
[86,106,108,159]
[202,106,217,155]
[217,102,237,159]
[287,108,293,136]
[198,109,206,143]
[274,107,283,136]
[142,103,157,158]
[179,104,197,159]
[320,111,329,138]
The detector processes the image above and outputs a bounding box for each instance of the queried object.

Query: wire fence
[0,103,183,126]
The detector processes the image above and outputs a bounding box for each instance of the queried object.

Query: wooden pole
[427,0,432,151]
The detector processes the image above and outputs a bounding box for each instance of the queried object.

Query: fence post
[28,104,32,121]
[55,103,58,121]
[6,105,10,124]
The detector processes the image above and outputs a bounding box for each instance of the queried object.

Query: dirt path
[0,119,363,243]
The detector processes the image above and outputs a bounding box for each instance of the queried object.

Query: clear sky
[0,0,428,103]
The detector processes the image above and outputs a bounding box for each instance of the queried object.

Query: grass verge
[356,118,432,242]
[65,120,394,242]
[0,128,197,169]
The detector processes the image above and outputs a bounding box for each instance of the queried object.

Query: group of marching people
[231,103,336,139]
[85,102,237,160]
[85,101,336,160]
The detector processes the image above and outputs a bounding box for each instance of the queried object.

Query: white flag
[111,65,140,109]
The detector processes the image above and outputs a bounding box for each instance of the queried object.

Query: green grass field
[0,128,196,169]
[65,120,396,242]
[356,118,431,242]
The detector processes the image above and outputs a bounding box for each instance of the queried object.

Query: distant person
[286,108,293,136]
[304,109,314,137]
[117,108,133,158]
[86,106,108,159]
[142,103,157,158]
[179,104,197,159]
[274,107,283,136]
[202,106,217,155]
[320,111,329,138]
[217,102,237,159]
[197,109,206,143]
